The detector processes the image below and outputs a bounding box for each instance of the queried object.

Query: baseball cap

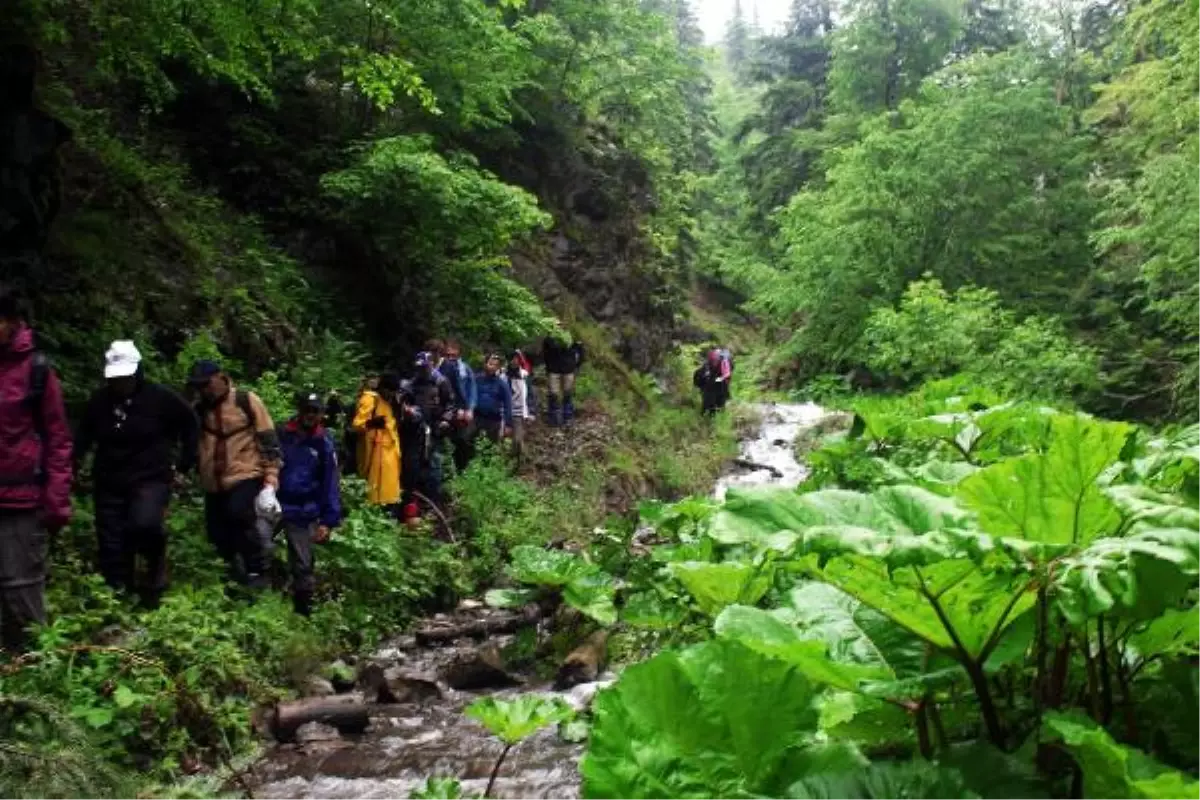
[104,340,142,378]
[186,359,223,387]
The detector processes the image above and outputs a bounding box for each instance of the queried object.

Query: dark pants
[282,521,315,616]
[94,483,170,607]
[0,510,46,653]
[204,478,267,586]
[450,421,476,474]
[477,416,504,444]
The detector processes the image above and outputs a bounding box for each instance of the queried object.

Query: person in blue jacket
[438,339,478,472]
[276,392,341,616]
[474,353,513,445]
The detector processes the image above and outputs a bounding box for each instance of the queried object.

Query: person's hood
[2,324,34,358]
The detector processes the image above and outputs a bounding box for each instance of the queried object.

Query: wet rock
[440,645,522,691]
[302,676,337,698]
[563,675,617,712]
[555,630,608,690]
[457,598,485,611]
[295,722,342,744]
[359,663,444,704]
[270,695,370,741]
[325,659,357,692]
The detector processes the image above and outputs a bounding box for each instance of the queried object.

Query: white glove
[255,485,282,521]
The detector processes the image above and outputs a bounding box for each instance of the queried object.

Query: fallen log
[414,605,544,647]
[268,694,370,742]
[732,457,783,478]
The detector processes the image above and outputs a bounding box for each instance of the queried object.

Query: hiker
[0,284,71,652]
[0,44,72,278]
[188,360,281,590]
[504,350,534,464]
[423,339,446,370]
[73,341,199,608]
[406,352,455,508]
[352,372,401,508]
[543,333,584,426]
[275,392,341,616]
[438,340,477,472]
[348,374,379,478]
[475,353,513,446]
[693,349,731,416]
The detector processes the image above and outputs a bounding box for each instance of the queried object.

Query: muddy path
[251,401,829,799]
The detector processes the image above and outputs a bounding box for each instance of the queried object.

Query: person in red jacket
[0,284,71,652]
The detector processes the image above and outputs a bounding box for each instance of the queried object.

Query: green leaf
[959,415,1132,547]
[786,759,979,799]
[669,561,772,617]
[465,695,574,745]
[112,685,138,709]
[581,639,866,798]
[507,545,597,587]
[1043,711,1200,799]
[1127,606,1200,660]
[620,590,687,629]
[82,707,114,729]
[563,574,618,626]
[484,587,539,608]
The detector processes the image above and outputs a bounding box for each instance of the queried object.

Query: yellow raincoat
[352,390,401,506]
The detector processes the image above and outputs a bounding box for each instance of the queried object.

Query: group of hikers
[0,282,586,651]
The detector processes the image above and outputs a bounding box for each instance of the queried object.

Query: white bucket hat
[104,340,142,378]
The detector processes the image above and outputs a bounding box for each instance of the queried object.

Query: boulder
[440,645,522,691]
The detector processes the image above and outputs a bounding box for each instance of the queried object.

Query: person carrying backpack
[352,372,401,508]
[438,340,477,473]
[0,283,71,652]
[406,352,455,508]
[187,360,281,590]
[474,353,513,446]
[74,341,198,609]
[693,349,730,416]
[504,349,534,465]
[543,333,584,426]
[275,392,341,616]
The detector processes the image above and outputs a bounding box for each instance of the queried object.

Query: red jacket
[0,325,72,525]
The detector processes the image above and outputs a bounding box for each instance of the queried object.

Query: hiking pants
[511,417,526,465]
[0,510,46,653]
[282,521,316,616]
[94,482,171,607]
[548,372,576,424]
[204,478,268,586]
[477,416,504,445]
[450,421,476,474]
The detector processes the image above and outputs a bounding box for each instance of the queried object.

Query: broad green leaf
[1127,606,1200,660]
[1042,711,1200,799]
[82,707,114,728]
[816,557,1036,661]
[563,573,618,626]
[465,695,574,745]
[484,587,538,608]
[786,759,979,799]
[787,583,926,678]
[959,414,1131,547]
[581,639,866,798]
[507,545,596,587]
[714,605,889,693]
[670,561,772,617]
[620,590,687,629]
[1105,485,1200,531]
[1053,526,1199,623]
[113,685,139,709]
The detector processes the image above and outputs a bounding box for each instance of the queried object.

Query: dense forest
[0,0,1196,797]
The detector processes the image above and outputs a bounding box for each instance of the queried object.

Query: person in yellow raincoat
[352,373,400,506]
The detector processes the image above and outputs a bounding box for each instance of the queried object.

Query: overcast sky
[694,0,793,43]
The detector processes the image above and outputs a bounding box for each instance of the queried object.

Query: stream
[251,401,828,800]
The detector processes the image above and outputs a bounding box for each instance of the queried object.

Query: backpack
[25,351,50,441]
[719,348,734,374]
[197,389,258,436]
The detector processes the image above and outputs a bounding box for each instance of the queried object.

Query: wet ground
[252,401,828,799]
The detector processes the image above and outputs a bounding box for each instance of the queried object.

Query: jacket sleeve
[167,387,200,474]
[40,369,73,524]
[438,378,456,417]
[249,392,281,488]
[320,432,342,528]
[351,392,376,433]
[719,358,732,381]
[463,368,477,412]
[501,380,513,427]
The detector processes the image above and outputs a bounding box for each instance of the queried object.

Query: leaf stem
[1097,616,1113,724]
[484,743,512,799]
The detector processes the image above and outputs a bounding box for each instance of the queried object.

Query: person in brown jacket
[187,360,281,589]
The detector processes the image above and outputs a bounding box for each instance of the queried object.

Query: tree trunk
[269,694,370,741]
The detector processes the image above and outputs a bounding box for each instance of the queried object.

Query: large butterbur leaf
[507,545,596,587]
[670,561,772,617]
[1052,526,1198,623]
[1042,711,1200,799]
[786,760,980,799]
[959,414,1132,547]
[1127,606,1200,660]
[582,639,865,799]
[814,557,1035,661]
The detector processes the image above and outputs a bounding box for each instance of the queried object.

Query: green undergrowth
[524,377,1200,799]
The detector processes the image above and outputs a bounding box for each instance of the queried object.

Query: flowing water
[252,401,829,800]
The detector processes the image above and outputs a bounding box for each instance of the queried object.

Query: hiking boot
[547,396,562,427]
[563,396,576,424]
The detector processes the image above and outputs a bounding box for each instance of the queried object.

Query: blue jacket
[475,373,512,426]
[277,420,341,527]
[439,359,477,412]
